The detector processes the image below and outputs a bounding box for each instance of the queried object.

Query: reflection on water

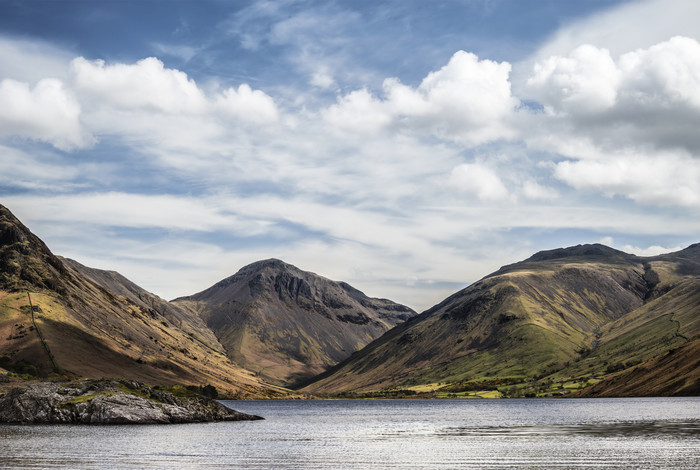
[440,419,700,438]
[1,397,699,469]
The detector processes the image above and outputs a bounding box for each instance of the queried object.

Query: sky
[1,0,700,312]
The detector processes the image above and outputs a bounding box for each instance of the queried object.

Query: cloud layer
[1,0,700,310]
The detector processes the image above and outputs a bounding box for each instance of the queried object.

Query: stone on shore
[0,379,263,424]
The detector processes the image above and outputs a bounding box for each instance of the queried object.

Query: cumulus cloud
[71,57,208,113]
[324,50,519,145]
[618,36,700,110]
[527,45,620,115]
[71,56,278,124]
[524,36,700,207]
[527,37,700,148]
[0,52,279,157]
[324,88,391,135]
[214,84,279,124]
[0,78,91,150]
[448,163,509,201]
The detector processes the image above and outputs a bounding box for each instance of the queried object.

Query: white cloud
[0,78,92,150]
[621,244,683,257]
[597,237,682,257]
[449,163,509,201]
[554,151,700,207]
[214,84,279,124]
[526,0,700,65]
[0,145,80,190]
[72,56,278,122]
[71,57,208,114]
[406,51,518,143]
[324,88,392,135]
[2,193,258,234]
[618,36,700,110]
[524,36,700,207]
[522,180,559,201]
[527,44,620,115]
[324,50,519,145]
[527,36,700,122]
[310,69,335,89]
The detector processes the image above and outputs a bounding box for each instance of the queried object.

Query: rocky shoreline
[0,379,263,424]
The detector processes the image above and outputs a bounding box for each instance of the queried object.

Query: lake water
[1,397,699,469]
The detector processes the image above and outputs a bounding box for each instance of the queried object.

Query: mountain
[300,244,700,397]
[4,200,695,398]
[0,205,286,397]
[173,259,416,386]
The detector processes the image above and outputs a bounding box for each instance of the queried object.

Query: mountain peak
[241,258,299,273]
[525,243,634,262]
[178,257,416,386]
[0,204,68,293]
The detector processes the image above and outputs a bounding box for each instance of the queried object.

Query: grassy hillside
[301,244,700,397]
[0,205,288,398]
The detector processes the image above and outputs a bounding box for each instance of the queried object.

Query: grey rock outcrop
[0,380,262,424]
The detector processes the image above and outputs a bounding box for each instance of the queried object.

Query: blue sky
[1,0,700,311]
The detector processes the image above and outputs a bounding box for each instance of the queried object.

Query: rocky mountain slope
[301,244,700,397]
[0,205,285,397]
[173,259,416,386]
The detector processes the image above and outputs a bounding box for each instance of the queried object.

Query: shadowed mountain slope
[173,259,416,386]
[574,335,700,397]
[59,258,221,350]
[301,244,700,396]
[0,205,286,397]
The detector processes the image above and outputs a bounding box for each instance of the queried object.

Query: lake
[1,397,699,469]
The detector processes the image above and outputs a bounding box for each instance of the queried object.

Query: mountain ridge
[2,203,697,398]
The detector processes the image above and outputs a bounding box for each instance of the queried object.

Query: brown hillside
[174,259,416,386]
[0,205,286,397]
